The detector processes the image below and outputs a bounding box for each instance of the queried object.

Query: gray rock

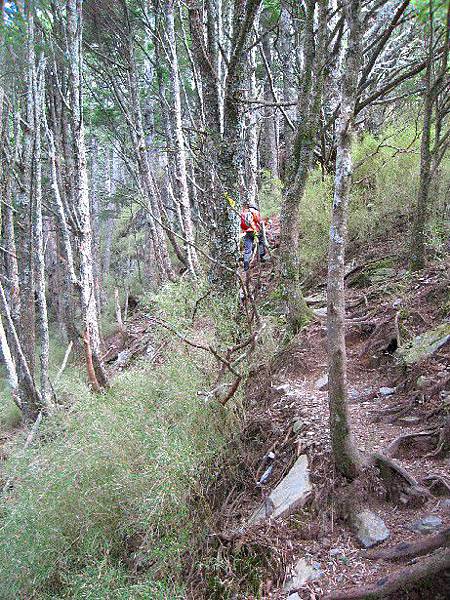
[416,376,430,389]
[379,386,395,397]
[274,383,290,394]
[397,323,450,365]
[352,509,390,548]
[409,515,443,534]
[313,307,327,318]
[315,374,329,391]
[250,455,312,523]
[283,558,323,592]
[116,349,131,367]
[293,418,303,434]
[440,499,450,511]
[145,343,155,357]
[288,594,301,600]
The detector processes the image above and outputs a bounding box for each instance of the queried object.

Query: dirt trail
[237,227,450,598]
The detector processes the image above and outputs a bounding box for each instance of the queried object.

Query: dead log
[323,548,450,599]
[367,527,450,561]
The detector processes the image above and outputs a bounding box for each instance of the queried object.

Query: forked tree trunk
[327,0,364,480]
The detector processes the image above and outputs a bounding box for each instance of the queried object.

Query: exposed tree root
[371,452,430,506]
[359,309,400,361]
[367,527,450,561]
[324,548,450,599]
[385,429,438,458]
[424,417,450,458]
[421,474,450,496]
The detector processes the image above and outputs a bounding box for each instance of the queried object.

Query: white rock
[315,374,329,391]
[250,455,312,523]
[379,386,395,396]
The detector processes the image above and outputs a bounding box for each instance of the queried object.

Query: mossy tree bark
[410,1,450,271]
[327,0,364,481]
[278,0,327,333]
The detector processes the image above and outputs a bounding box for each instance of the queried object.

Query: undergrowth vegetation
[0,281,237,599]
[260,123,450,277]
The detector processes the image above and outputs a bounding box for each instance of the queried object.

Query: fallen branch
[385,429,438,458]
[54,341,73,385]
[323,548,450,599]
[367,527,450,561]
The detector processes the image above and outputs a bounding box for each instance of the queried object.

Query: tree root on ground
[385,429,438,458]
[323,548,450,599]
[424,417,450,458]
[371,452,430,506]
[367,527,450,561]
[359,310,400,361]
[421,474,450,496]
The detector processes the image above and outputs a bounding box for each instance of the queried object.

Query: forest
[0,0,449,598]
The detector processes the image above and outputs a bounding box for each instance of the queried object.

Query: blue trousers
[243,232,265,271]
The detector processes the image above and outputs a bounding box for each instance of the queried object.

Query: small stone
[440,499,450,511]
[315,374,329,391]
[329,548,341,556]
[379,386,395,397]
[352,509,390,548]
[409,515,443,534]
[288,594,300,600]
[274,383,290,393]
[313,307,327,318]
[116,349,131,367]
[293,418,303,434]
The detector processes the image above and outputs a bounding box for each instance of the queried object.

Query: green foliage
[410,0,449,24]
[298,122,450,277]
[0,318,227,598]
[0,372,22,431]
[258,169,283,217]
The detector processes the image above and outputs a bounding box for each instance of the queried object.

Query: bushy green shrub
[0,340,226,598]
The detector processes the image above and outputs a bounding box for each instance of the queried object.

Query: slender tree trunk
[260,23,279,178]
[67,0,108,389]
[31,54,52,405]
[164,0,200,275]
[327,0,364,481]
[0,281,41,421]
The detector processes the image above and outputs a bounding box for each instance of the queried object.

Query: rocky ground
[203,226,450,599]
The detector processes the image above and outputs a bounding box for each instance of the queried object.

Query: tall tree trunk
[260,23,279,178]
[67,0,108,389]
[164,0,200,275]
[31,54,52,406]
[327,0,363,481]
[278,0,326,333]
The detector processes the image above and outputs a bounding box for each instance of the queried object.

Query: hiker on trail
[240,201,267,272]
